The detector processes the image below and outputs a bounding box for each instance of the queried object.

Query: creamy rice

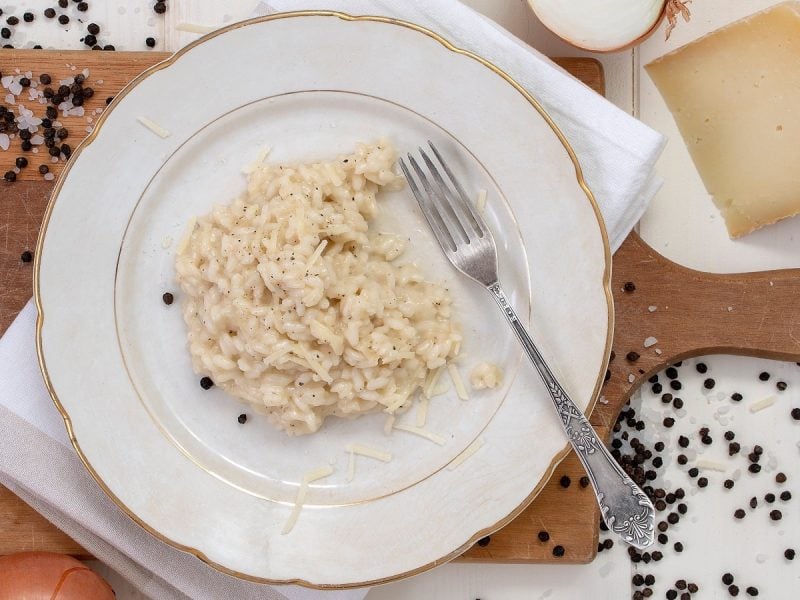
[175,141,461,435]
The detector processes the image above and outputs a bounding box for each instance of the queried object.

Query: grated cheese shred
[281,465,334,535]
[447,438,485,471]
[136,116,171,138]
[393,423,447,445]
[448,363,469,400]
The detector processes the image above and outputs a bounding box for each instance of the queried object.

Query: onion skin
[529,0,668,53]
[0,552,115,600]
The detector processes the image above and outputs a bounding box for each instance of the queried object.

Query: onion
[0,552,115,599]
[528,0,691,52]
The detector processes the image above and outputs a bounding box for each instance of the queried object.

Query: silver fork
[400,142,655,550]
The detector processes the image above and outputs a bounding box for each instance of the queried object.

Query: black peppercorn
[1,28,10,39]
[87,22,100,35]
[7,16,19,25]
[780,491,791,501]
[745,587,758,596]
[688,467,698,478]
[770,509,782,520]
[675,580,687,590]
[146,36,156,47]
[3,170,16,182]
[667,512,679,524]
[776,472,787,483]
[673,542,683,552]
[559,475,571,488]
[670,380,682,391]
[750,496,758,509]
[722,573,734,585]
[48,146,61,157]
[677,454,688,465]
[623,281,636,292]
[785,548,795,560]
[237,413,247,425]
[103,44,115,51]
[734,509,746,519]
[579,476,589,488]
[703,378,716,389]
[38,164,49,175]
[729,442,741,455]
[758,371,770,381]
[663,417,675,428]
[729,585,740,596]
[45,8,56,18]
[677,503,687,514]
[724,430,735,441]
[46,105,57,119]
[731,392,743,401]
[627,351,640,361]
[537,530,549,542]
[154,1,167,14]
[688,583,698,593]
[777,380,787,391]
[791,407,800,420]
[697,477,708,488]
[59,0,68,7]
[15,156,27,169]
[83,33,96,46]
[748,464,761,474]
[61,143,71,158]
[20,250,32,262]
[77,1,88,11]
[20,140,32,151]
[162,292,174,305]
[667,591,677,600]
[724,479,734,490]
[702,435,713,445]
[58,14,69,25]
[552,545,565,557]
[200,377,214,390]
[665,366,678,379]
[23,12,33,22]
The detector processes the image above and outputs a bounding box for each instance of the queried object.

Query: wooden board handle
[594,231,800,428]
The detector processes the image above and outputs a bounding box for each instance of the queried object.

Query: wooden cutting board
[2,50,798,568]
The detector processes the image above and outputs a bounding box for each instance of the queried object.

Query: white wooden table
[4,1,798,598]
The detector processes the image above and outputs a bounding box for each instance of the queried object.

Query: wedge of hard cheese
[646,2,800,238]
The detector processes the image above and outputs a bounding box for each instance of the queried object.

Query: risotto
[175,141,462,435]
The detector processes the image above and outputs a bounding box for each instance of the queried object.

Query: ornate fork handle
[488,283,655,549]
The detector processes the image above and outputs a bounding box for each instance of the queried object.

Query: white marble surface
[3,1,798,598]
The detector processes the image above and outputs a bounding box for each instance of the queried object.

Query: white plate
[36,12,612,588]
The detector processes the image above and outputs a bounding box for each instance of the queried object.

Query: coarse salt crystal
[8,82,23,95]
[13,68,19,74]
[70,66,76,72]
[96,79,104,84]
[31,134,44,145]
[628,374,635,383]
[648,305,657,312]
[655,348,662,355]
[5,94,15,105]
[643,336,658,348]
[66,106,85,117]
[43,172,55,181]
[0,134,10,150]
[85,126,93,134]
[0,75,12,88]
[24,71,31,79]
[82,68,90,79]
[32,148,38,154]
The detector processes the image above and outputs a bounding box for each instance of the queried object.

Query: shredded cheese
[242,145,272,174]
[749,396,777,413]
[345,443,392,462]
[423,366,443,400]
[695,458,727,472]
[476,189,488,214]
[447,438,485,471]
[383,414,396,435]
[306,239,328,269]
[282,465,334,535]
[415,395,429,427]
[136,116,170,138]
[448,363,469,400]
[175,22,218,34]
[393,423,447,445]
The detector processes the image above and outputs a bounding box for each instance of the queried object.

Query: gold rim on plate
[34,10,614,589]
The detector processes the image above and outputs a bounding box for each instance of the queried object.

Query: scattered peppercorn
[552,545,565,557]
[729,585,740,596]
[663,417,675,428]
[666,367,678,379]
[791,407,800,420]
[697,477,708,488]
[696,362,708,373]
[20,250,33,262]
[77,1,88,11]
[777,380,787,391]
[23,12,33,22]
[3,170,15,182]
[785,548,796,560]
[776,472,787,483]
[750,497,758,509]
[677,454,688,465]
[83,33,97,46]
[724,479,734,490]
[154,1,167,14]
[559,475,571,488]
[673,542,683,552]
[623,281,636,292]
[1,28,10,39]
[162,292,174,305]
[703,378,716,389]
[537,530,549,542]
[6,16,19,25]
[579,476,589,488]
[688,584,698,593]
[758,371,770,381]
[688,467,698,478]
[722,573,734,585]
[734,509,746,519]
[678,435,689,448]
[477,536,490,547]
[731,392,743,401]
[58,14,69,25]
[237,413,247,425]
[145,36,156,47]
[87,22,100,35]
[745,587,758,596]
[15,156,27,168]
[44,8,56,18]
[200,376,214,390]
[59,0,68,7]
[724,430,735,441]
[670,380,682,391]
[702,435,713,445]
[729,442,741,455]
[748,464,761,474]
[627,351,640,361]
[780,491,791,501]
[769,509,782,521]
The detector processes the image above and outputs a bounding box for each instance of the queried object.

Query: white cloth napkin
[0,2,664,599]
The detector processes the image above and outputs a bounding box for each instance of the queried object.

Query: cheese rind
[646,2,800,238]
